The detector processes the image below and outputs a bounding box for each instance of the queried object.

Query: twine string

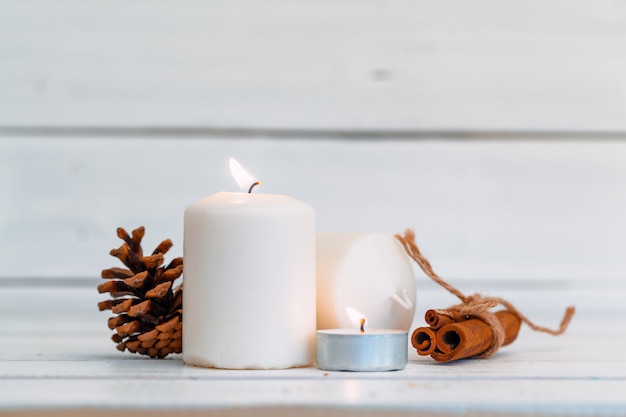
[395,229,575,358]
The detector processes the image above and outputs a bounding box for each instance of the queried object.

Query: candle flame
[346,307,366,334]
[229,158,261,193]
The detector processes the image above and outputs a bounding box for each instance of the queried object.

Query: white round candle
[183,191,316,369]
[316,233,416,331]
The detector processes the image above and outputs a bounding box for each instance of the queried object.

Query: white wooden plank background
[2,0,626,131]
[2,137,626,282]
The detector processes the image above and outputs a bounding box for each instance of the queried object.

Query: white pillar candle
[316,232,416,331]
[183,160,316,369]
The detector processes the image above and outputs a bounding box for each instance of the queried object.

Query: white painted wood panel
[2,0,626,130]
[3,378,625,416]
[2,137,625,281]
[0,281,606,338]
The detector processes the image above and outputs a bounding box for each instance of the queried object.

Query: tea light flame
[229,158,261,193]
[346,307,366,334]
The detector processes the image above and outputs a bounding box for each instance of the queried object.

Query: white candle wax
[183,191,316,369]
[316,233,416,331]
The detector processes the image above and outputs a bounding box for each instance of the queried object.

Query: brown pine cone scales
[98,226,183,358]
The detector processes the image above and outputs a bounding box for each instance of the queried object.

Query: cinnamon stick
[424,309,455,329]
[431,310,521,362]
[412,326,437,356]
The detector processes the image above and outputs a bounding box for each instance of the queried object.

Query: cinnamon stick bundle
[412,310,521,362]
[395,229,575,363]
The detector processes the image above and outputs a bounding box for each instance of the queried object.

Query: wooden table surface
[2,278,624,417]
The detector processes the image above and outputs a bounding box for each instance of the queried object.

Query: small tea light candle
[316,307,408,372]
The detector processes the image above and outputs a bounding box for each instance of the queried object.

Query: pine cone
[98,226,183,358]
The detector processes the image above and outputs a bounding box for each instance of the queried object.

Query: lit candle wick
[248,181,261,193]
[346,306,367,334]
